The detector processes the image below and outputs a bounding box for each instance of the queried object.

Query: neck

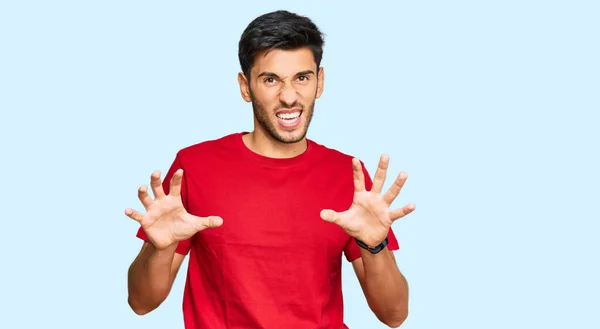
[242,130,307,159]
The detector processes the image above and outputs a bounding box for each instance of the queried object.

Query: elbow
[384,316,407,328]
[380,308,408,328]
[367,292,409,327]
[128,296,156,316]
[127,284,169,315]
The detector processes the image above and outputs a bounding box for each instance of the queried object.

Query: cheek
[264,87,282,100]
[298,87,317,102]
[252,92,279,111]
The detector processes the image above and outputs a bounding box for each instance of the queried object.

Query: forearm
[127,242,177,314]
[360,247,409,327]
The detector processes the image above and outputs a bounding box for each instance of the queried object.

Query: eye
[297,75,309,82]
[264,77,276,84]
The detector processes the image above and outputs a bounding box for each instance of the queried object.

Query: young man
[125,10,415,329]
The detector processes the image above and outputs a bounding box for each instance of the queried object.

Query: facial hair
[250,90,315,144]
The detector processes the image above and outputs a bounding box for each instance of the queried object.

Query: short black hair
[238,10,325,79]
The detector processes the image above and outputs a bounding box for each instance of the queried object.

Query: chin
[272,127,308,144]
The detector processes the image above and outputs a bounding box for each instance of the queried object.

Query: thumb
[200,216,223,229]
[320,209,340,223]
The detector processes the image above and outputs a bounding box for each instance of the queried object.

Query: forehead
[251,47,316,76]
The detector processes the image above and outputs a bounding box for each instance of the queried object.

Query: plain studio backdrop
[0,1,598,328]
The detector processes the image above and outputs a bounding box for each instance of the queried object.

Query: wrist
[149,240,178,254]
[355,236,389,254]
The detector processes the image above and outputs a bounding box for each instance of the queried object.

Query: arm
[127,241,186,315]
[125,165,222,315]
[352,249,408,327]
[320,155,415,327]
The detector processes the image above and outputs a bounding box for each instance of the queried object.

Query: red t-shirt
[136,132,399,329]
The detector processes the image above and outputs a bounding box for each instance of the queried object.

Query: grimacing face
[238,47,324,144]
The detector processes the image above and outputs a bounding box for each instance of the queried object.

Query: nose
[279,82,299,107]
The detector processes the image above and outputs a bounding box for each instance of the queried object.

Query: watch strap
[355,236,389,254]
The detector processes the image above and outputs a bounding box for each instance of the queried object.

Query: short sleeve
[343,160,400,262]
[136,153,193,255]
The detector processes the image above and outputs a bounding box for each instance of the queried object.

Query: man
[125,10,415,329]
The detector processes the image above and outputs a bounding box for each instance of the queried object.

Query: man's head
[237,10,325,144]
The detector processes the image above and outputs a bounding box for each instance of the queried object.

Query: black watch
[355,236,389,254]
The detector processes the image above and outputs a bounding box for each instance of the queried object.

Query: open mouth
[276,110,303,129]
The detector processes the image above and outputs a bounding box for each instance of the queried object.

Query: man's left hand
[320,155,416,247]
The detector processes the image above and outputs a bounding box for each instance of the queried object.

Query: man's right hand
[125,169,223,250]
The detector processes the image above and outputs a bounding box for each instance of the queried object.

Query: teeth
[277,111,301,119]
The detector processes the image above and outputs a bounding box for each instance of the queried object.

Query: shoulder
[309,140,354,170]
[176,132,240,159]
[308,138,372,177]
[308,138,359,165]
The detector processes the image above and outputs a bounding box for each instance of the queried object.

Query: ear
[238,72,252,102]
[316,66,325,99]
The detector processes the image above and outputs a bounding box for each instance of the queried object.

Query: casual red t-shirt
[136,132,399,329]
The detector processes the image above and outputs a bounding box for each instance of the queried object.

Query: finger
[371,154,390,194]
[124,208,144,222]
[352,158,366,192]
[197,216,223,230]
[150,170,165,199]
[389,204,416,221]
[169,169,184,197]
[320,209,341,223]
[383,171,408,205]
[137,185,153,209]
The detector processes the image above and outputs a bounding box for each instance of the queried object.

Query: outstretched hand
[320,155,415,247]
[125,169,223,250]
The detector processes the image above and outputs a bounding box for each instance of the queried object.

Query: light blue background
[1,1,598,328]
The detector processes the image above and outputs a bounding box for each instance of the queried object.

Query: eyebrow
[256,70,316,79]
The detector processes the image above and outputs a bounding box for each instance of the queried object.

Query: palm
[125,169,223,250]
[320,155,415,247]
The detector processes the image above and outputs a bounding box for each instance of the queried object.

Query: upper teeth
[277,112,301,119]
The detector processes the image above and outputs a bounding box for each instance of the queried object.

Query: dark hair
[238,10,325,79]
